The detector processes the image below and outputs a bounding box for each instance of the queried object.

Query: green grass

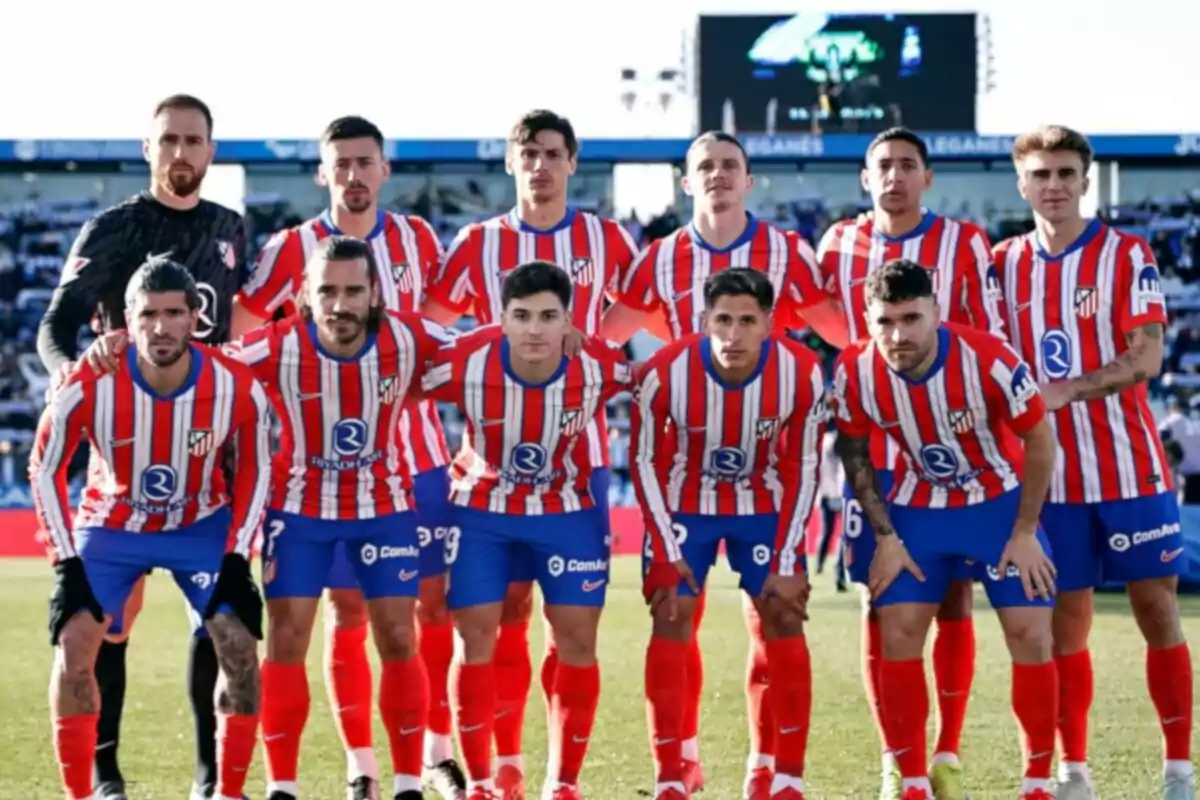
[0,557,1195,799]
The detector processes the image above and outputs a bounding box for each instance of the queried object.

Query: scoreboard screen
[698,12,978,134]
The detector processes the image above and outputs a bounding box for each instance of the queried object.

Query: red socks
[381,658,430,780]
[326,622,374,751]
[863,617,889,748]
[746,611,775,758]
[880,658,928,778]
[766,636,813,780]
[645,635,688,782]
[932,618,975,755]
[452,660,497,782]
[683,592,706,744]
[217,712,259,798]
[54,713,98,799]
[1146,643,1194,761]
[419,620,455,738]
[261,661,311,785]
[1012,662,1059,779]
[1054,649,1093,763]
[553,662,601,784]
[542,644,560,720]
[494,621,533,758]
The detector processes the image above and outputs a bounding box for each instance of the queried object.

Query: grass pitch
[0,557,1195,799]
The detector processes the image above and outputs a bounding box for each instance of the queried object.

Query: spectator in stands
[1159,394,1200,504]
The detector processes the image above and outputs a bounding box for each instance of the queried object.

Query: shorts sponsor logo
[1108,522,1181,552]
[752,544,772,566]
[985,564,1021,581]
[360,543,420,565]
[548,555,608,578]
[190,572,218,589]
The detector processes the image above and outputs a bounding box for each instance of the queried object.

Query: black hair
[501,260,573,311]
[703,268,774,312]
[321,115,386,153]
[124,255,201,311]
[864,258,934,304]
[298,235,383,332]
[153,94,214,139]
[508,110,579,158]
[865,126,929,166]
[687,131,751,173]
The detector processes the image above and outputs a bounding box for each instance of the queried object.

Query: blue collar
[319,209,387,240]
[889,326,950,386]
[501,337,568,387]
[507,207,576,235]
[306,322,376,363]
[872,210,936,243]
[699,337,770,389]
[1035,218,1102,261]
[688,212,759,254]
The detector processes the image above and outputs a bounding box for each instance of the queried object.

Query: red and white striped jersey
[28,346,273,563]
[993,220,1172,503]
[630,334,827,577]
[227,312,456,520]
[833,323,1046,508]
[428,208,638,333]
[421,327,633,515]
[235,210,451,474]
[818,211,1007,472]
[618,215,824,338]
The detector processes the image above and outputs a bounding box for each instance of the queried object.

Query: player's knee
[453,604,502,663]
[326,589,369,630]
[500,582,534,625]
[210,620,261,714]
[1127,577,1185,648]
[373,618,418,661]
[267,603,316,664]
[936,579,974,620]
[877,605,933,659]
[1051,589,1094,654]
[999,608,1054,663]
[57,618,104,676]
[650,599,696,642]
[417,579,450,626]
[760,601,806,639]
[545,607,601,665]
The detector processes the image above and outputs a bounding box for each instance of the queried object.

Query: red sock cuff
[331,622,369,648]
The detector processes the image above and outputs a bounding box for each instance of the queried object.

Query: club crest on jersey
[571,258,595,286]
[216,240,237,270]
[188,428,215,457]
[756,417,782,440]
[379,375,401,405]
[1074,286,1099,319]
[391,262,416,294]
[948,409,975,434]
[560,408,587,437]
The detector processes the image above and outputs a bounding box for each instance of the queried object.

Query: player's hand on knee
[48,557,104,646]
[644,560,696,621]
[82,330,129,376]
[868,536,924,601]
[204,553,264,640]
[760,572,810,620]
[999,531,1057,602]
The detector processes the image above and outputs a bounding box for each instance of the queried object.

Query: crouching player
[29,257,270,800]
[421,260,633,800]
[633,269,828,800]
[833,259,1059,800]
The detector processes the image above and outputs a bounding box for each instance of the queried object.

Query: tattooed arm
[836,432,897,539]
[205,612,260,715]
[1066,322,1165,402]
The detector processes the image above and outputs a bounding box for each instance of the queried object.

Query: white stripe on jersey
[776,361,824,577]
[231,380,273,556]
[33,382,87,559]
[632,369,679,560]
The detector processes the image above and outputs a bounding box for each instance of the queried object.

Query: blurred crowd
[5,172,1200,507]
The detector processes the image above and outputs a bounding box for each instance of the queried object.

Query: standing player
[603,131,848,795]
[29,258,270,800]
[834,259,1060,800]
[36,94,249,800]
[232,116,467,795]
[816,126,1006,799]
[423,109,640,797]
[995,125,1194,799]
[422,261,632,800]
[633,269,827,800]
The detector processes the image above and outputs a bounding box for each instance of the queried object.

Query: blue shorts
[446,506,610,610]
[263,509,421,601]
[842,469,974,586]
[78,509,233,635]
[510,467,611,584]
[874,490,1054,610]
[1040,493,1185,592]
[325,467,453,589]
[641,512,791,598]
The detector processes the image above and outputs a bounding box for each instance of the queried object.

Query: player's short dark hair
[865,126,929,166]
[1011,124,1093,173]
[153,94,214,139]
[501,260,573,311]
[299,235,383,332]
[704,268,774,313]
[321,116,386,153]
[508,110,579,158]
[124,255,201,311]
[865,259,934,305]
[687,131,751,173]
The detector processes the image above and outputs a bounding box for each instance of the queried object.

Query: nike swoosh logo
[299,392,323,401]
[110,438,135,447]
[654,738,676,745]
[1162,548,1185,563]
[400,726,422,736]
[1015,302,1033,313]
[1164,716,1185,725]
[461,724,483,733]
[780,726,804,735]
[96,740,117,751]
[572,735,589,743]
[263,733,287,742]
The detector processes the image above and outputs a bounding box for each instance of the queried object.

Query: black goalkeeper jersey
[36,191,248,371]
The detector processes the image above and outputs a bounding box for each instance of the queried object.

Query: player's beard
[342,184,374,214]
[146,337,190,368]
[160,162,206,198]
[324,311,368,345]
